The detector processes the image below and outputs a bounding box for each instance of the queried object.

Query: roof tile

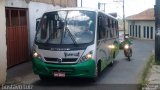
[126,8,155,20]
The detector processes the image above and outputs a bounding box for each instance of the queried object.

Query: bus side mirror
[36,18,41,31]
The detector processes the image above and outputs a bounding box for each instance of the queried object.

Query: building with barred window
[126,8,155,40]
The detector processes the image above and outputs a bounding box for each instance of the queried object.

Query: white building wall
[136,21,155,40]
[5,0,28,8]
[128,20,155,40]
[28,2,61,50]
[0,0,7,86]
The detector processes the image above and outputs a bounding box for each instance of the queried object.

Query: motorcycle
[123,44,132,61]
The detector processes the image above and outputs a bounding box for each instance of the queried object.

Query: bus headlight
[86,53,92,59]
[124,44,129,49]
[33,52,42,59]
[33,52,38,57]
[108,44,115,49]
[78,51,93,63]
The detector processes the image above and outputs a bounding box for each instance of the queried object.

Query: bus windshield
[35,10,96,44]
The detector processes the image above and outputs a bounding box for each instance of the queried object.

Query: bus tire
[89,61,101,82]
[97,60,101,77]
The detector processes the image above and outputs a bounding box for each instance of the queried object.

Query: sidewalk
[143,65,160,90]
[6,61,38,84]
[148,65,160,84]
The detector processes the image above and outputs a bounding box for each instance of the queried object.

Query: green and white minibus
[32,8,119,81]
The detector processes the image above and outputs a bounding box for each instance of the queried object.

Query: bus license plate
[53,72,65,77]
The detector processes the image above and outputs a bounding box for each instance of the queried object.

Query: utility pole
[113,0,126,38]
[81,0,82,7]
[122,0,126,39]
[155,0,160,62]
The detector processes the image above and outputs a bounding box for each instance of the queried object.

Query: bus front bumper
[32,58,96,78]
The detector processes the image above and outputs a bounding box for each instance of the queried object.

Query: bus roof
[45,7,116,19]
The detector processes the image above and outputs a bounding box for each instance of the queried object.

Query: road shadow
[123,57,135,61]
[32,77,97,87]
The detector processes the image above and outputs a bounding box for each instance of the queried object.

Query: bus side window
[41,15,48,39]
[110,19,113,38]
[116,21,119,37]
[98,14,105,40]
[108,18,110,28]
[112,20,115,38]
[98,16,102,40]
[104,16,108,39]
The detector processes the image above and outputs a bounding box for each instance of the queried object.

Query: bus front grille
[44,57,78,63]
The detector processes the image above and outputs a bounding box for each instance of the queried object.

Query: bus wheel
[97,61,101,77]
[89,62,101,82]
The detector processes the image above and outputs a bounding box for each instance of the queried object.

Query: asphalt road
[96,39,154,84]
[5,39,154,90]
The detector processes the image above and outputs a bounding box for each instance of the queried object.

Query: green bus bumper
[32,58,96,78]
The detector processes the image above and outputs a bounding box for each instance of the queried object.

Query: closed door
[6,8,29,68]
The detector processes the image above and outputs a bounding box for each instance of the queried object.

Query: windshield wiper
[44,26,78,45]
[64,27,78,45]
[62,11,78,46]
